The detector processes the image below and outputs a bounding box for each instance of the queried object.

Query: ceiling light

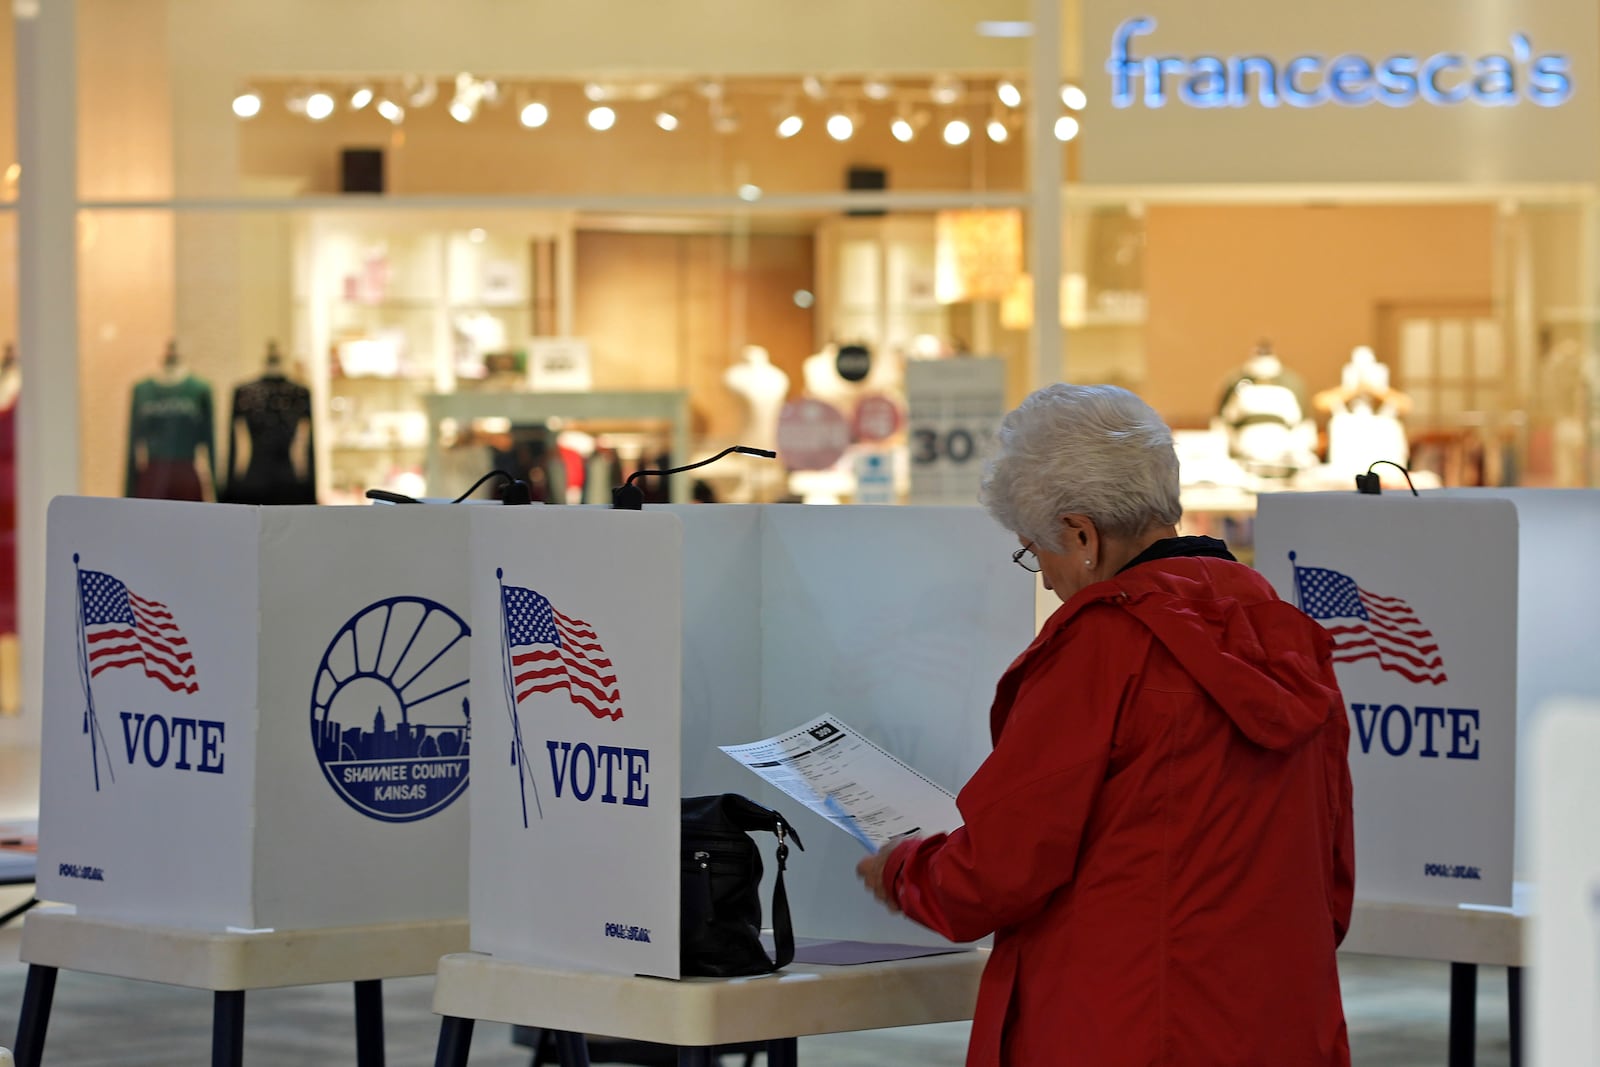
[584,82,608,102]
[1060,84,1088,110]
[997,81,1022,108]
[376,98,404,124]
[403,75,437,108]
[231,91,262,119]
[863,78,892,101]
[712,106,740,135]
[1055,115,1081,141]
[305,92,335,121]
[826,112,855,141]
[976,20,1033,38]
[738,184,762,201]
[943,118,971,145]
[987,117,1009,143]
[655,109,680,131]
[587,105,616,131]
[519,101,549,128]
[449,100,475,123]
[777,114,804,138]
[349,87,373,111]
[891,116,915,143]
[801,75,826,101]
[930,75,964,106]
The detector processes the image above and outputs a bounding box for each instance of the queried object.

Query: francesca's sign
[1079,0,1600,183]
[1109,17,1573,110]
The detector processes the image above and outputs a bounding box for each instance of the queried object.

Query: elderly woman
[858,384,1354,1067]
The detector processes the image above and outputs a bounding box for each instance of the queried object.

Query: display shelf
[297,210,577,500]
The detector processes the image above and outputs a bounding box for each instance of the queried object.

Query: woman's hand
[856,840,907,913]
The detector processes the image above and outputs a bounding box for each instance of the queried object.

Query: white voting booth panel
[39,498,472,930]
[466,504,1031,979]
[1529,702,1600,1067]
[1256,490,1600,909]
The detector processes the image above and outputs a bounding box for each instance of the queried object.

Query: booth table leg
[1448,962,1477,1067]
[433,1016,474,1067]
[676,1050,715,1067]
[12,963,57,1067]
[552,1031,591,1067]
[767,1036,799,1067]
[1508,966,1523,1067]
[354,978,385,1067]
[212,990,245,1067]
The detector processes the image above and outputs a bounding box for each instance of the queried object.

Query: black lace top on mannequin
[224,343,316,505]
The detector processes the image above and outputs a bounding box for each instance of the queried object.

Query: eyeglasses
[1011,542,1041,573]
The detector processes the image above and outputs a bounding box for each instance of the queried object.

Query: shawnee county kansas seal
[310,596,472,822]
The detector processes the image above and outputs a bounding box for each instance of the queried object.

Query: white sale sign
[906,358,1006,506]
[1256,493,1518,907]
[469,507,683,978]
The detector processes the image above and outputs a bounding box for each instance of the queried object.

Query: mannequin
[126,341,217,501]
[224,340,316,505]
[1315,345,1412,477]
[723,345,790,451]
[1214,342,1317,477]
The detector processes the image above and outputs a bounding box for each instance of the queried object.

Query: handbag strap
[768,816,795,970]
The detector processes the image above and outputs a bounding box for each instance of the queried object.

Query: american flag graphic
[1291,554,1446,686]
[501,584,622,721]
[78,568,199,694]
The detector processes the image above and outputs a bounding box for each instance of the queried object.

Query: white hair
[979,384,1181,552]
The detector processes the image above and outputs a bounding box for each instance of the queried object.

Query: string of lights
[231,74,1087,143]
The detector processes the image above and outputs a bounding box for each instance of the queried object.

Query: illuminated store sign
[1108,16,1574,109]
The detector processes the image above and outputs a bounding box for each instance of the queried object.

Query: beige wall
[575,230,815,442]
[78,0,177,497]
[1141,203,1498,427]
[192,0,1029,79]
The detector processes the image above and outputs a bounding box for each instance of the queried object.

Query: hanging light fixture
[986,116,1009,143]
[801,74,827,101]
[231,90,263,119]
[655,108,680,131]
[376,98,405,124]
[519,99,550,128]
[943,118,972,145]
[826,110,855,141]
[305,91,336,122]
[349,86,374,111]
[930,74,964,106]
[862,77,893,101]
[997,80,1022,108]
[777,113,804,138]
[588,105,617,131]
[891,115,915,143]
[1060,84,1087,110]
[1055,115,1081,141]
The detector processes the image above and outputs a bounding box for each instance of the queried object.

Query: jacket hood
[1087,559,1340,750]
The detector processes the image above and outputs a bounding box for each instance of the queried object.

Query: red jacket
[885,555,1355,1067]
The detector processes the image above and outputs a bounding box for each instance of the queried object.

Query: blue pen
[822,792,879,853]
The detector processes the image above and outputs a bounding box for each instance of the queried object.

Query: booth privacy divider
[1255,489,1600,909]
[39,498,473,930]
[467,504,1034,978]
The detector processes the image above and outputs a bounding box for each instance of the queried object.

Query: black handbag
[679,794,804,978]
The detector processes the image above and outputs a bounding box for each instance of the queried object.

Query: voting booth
[1256,489,1600,909]
[37,498,474,930]
[467,504,1033,979]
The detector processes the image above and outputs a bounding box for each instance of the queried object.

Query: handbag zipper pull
[774,819,789,869]
[694,849,710,870]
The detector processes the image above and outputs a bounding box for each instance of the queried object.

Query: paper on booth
[721,714,962,851]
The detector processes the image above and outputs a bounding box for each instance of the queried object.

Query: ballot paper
[720,714,963,852]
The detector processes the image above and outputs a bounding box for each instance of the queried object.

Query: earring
[1084,559,1093,567]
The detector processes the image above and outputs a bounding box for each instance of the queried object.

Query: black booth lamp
[611,446,778,509]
